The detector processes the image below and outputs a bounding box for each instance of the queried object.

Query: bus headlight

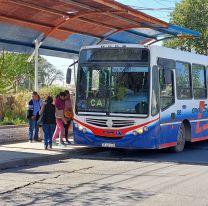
[78,125,84,131]
[74,123,78,128]
[143,126,148,132]
[83,128,87,133]
[137,128,143,134]
[133,127,148,136]
[133,130,138,136]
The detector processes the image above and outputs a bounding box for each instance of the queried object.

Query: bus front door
[159,68,176,147]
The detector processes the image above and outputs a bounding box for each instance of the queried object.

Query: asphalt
[1,144,208,206]
[1,137,208,171]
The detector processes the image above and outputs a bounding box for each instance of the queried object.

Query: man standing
[27,91,42,142]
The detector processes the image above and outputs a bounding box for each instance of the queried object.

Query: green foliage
[38,86,65,100]
[0,115,26,126]
[0,52,34,93]
[0,86,65,125]
[0,51,66,125]
[163,0,208,55]
[0,92,31,124]
[0,53,65,94]
[116,86,127,100]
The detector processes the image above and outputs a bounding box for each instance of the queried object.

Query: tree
[0,52,34,93]
[0,53,64,93]
[163,0,208,55]
[38,57,64,87]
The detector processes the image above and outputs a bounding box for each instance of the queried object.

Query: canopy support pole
[73,59,77,87]
[34,39,39,91]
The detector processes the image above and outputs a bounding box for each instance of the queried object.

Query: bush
[0,86,65,125]
[38,86,64,100]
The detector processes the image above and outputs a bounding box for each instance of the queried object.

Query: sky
[117,0,181,21]
[43,0,181,84]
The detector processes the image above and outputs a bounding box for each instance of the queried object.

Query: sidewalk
[0,140,90,170]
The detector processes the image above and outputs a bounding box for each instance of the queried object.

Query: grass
[0,116,27,126]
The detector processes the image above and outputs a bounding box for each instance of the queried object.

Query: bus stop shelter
[0,0,200,90]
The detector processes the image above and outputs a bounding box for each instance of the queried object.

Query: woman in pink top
[52,92,66,145]
[64,90,73,144]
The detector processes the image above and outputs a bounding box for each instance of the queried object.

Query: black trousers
[64,120,71,141]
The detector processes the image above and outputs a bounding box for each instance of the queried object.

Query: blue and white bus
[68,44,208,152]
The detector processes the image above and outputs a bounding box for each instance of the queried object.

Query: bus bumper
[73,124,160,149]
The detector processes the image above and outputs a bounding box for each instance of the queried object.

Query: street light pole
[34,39,39,91]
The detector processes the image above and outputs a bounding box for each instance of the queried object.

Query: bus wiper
[67,60,78,69]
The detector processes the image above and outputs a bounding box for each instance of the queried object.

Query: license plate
[101,143,116,148]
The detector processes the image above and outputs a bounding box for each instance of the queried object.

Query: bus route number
[87,98,105,109]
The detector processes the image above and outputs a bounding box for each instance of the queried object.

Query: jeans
[42,124,56,146]
[52,119,65,141]
[28,119,39,141]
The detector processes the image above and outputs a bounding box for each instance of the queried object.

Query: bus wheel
[171,124,186,153]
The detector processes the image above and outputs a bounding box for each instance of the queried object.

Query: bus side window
[192,64,207,99]
[151,66,159,116]
[175,61,192,99]
[159,69,175,111]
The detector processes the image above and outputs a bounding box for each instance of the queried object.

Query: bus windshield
[77,65,149,115]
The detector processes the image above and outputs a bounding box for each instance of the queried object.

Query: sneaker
[49,145,52,149]
[52,141,58,146]
[60,139,66,145]
[44,145,48,150]
[66,140,71,144]
[29,140,33,143]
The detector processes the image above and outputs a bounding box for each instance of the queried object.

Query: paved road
[1,140,208,206]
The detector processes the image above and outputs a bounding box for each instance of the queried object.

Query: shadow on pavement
[1,140,208,174]
[71,140,208,166]
[0,181,155,206]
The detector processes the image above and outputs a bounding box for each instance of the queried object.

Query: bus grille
[86,118,135,128]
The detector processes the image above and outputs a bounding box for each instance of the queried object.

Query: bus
[67,44,208,152]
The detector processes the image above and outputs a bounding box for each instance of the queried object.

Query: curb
[0,125,28,129]
[0,153,67,171]
[0,146,100,171]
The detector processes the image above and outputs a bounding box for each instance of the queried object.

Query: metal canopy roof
[0,0,200,58]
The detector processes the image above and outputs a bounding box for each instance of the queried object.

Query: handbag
[37,112,44,126]
[37,105,45,126]
[64,111,73,120]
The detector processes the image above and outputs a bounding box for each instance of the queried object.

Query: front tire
[171,124,186,153]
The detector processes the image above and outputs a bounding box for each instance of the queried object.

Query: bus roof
[150,45,208,65]
[80,44,208,66]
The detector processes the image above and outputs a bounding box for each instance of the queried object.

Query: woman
[52,92,66,145]
[39,96,56,149]
[64,90,73,144]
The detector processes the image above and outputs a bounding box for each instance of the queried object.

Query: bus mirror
[164,70,172,84]
[66,68,72,84]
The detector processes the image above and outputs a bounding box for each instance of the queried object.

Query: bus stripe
[191,136,208,142]
[159,142,177,149]
[73,117,159,137]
